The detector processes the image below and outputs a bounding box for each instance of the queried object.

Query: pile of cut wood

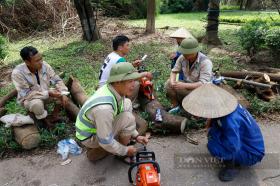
[221,68,280,102]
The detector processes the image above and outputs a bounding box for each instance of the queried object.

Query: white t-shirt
[98,52,126,87]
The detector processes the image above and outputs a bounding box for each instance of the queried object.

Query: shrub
[95,0,160,19]
[265,26,280,53]
[220,5,239,10]
[238,19,280,56]
[160,0,193,13]
[219,15,280,24]
[0,35,8,60]
[238,20,269,55]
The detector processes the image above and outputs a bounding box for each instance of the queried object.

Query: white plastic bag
[57,139,82,160]
[0,114,34,128]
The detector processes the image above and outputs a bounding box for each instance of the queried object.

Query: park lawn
[1,11,280,153]
[126,10,279,53]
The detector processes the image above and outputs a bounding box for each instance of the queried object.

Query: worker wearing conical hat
[169,28,193,81]
[166,36,213,114]
[182,84,265,182]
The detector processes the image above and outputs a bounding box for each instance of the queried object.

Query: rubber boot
[218,160,240,182]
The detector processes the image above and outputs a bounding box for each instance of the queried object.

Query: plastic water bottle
[155,108,163,122]
[212,76,224,85]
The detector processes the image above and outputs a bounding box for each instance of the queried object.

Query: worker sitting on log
[98,35,152,102]
[11,46,69,129]
[76,62,149,162]
[169,28,193,81]
[182,84,265,182]
[165,36,213,114]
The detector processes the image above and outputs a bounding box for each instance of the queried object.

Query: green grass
[126,10,279,53]
[220,5,240,10]
[126,11,279,31]
[1,11,280,153]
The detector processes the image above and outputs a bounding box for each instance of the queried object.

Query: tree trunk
[193,0,209,11]
[74,0,101,42]
[221,71,280,82]
[245,0,261,10]
[68,76,88,107]
[0,89,17,108]
[202,0,222,45]
[13,124,41,150]
[257,67,280,74]
[146,0,156,34]
[271,0,280,15]
[239,0,244,9]
[139,97,187,134]
[133,112,148,135]
[64,99,80,121]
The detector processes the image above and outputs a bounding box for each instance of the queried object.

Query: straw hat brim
[182,84,238,118]
[107,71,141,83]
[178,46,200,55]
[169,28,192,38]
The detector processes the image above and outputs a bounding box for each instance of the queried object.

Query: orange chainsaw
[138,54,155,100]
[128,146,161,186]
[140,77,155,100]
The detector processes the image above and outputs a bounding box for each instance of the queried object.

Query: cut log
[133,112,148,136]
[141,99,187,134]
[219,84,250,108]
[0,107,7,117]
[255,88,276,102]
[224,77,272,89]
[0,89,17,107]
[64,99,80,121]
[13,124,41,150]
[257,67,280,74]
[255,73,271,84]
[221,71,280,82]
[69,76,88,106]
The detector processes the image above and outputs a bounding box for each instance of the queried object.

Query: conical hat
[182,84,238,118]
[169,28,192,38]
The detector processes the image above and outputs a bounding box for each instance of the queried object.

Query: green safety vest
[75,84,124,141]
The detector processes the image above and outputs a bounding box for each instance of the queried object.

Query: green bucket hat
[107,62,141,83]
[177,36,200,55]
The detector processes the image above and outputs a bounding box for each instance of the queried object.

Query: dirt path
[0,120,280,186]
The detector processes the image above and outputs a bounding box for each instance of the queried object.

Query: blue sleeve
[220,115,241,153]
[174,52,181,62]
[116,57,126,63]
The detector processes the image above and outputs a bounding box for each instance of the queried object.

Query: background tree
[245,0,261,10]
[146,0,156,34]
[193,0,209,11]
[238,0,245,9]
[74,0,101,42]
[202,0,222,45]
[271,0,280,14]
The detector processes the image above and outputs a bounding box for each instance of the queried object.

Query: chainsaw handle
[136,151,156,162]
[128,160,161,184]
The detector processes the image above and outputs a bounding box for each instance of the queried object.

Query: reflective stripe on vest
[75,85,124,141]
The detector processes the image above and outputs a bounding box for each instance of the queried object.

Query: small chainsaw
[138,55,155,100]
[128,146,161,186]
